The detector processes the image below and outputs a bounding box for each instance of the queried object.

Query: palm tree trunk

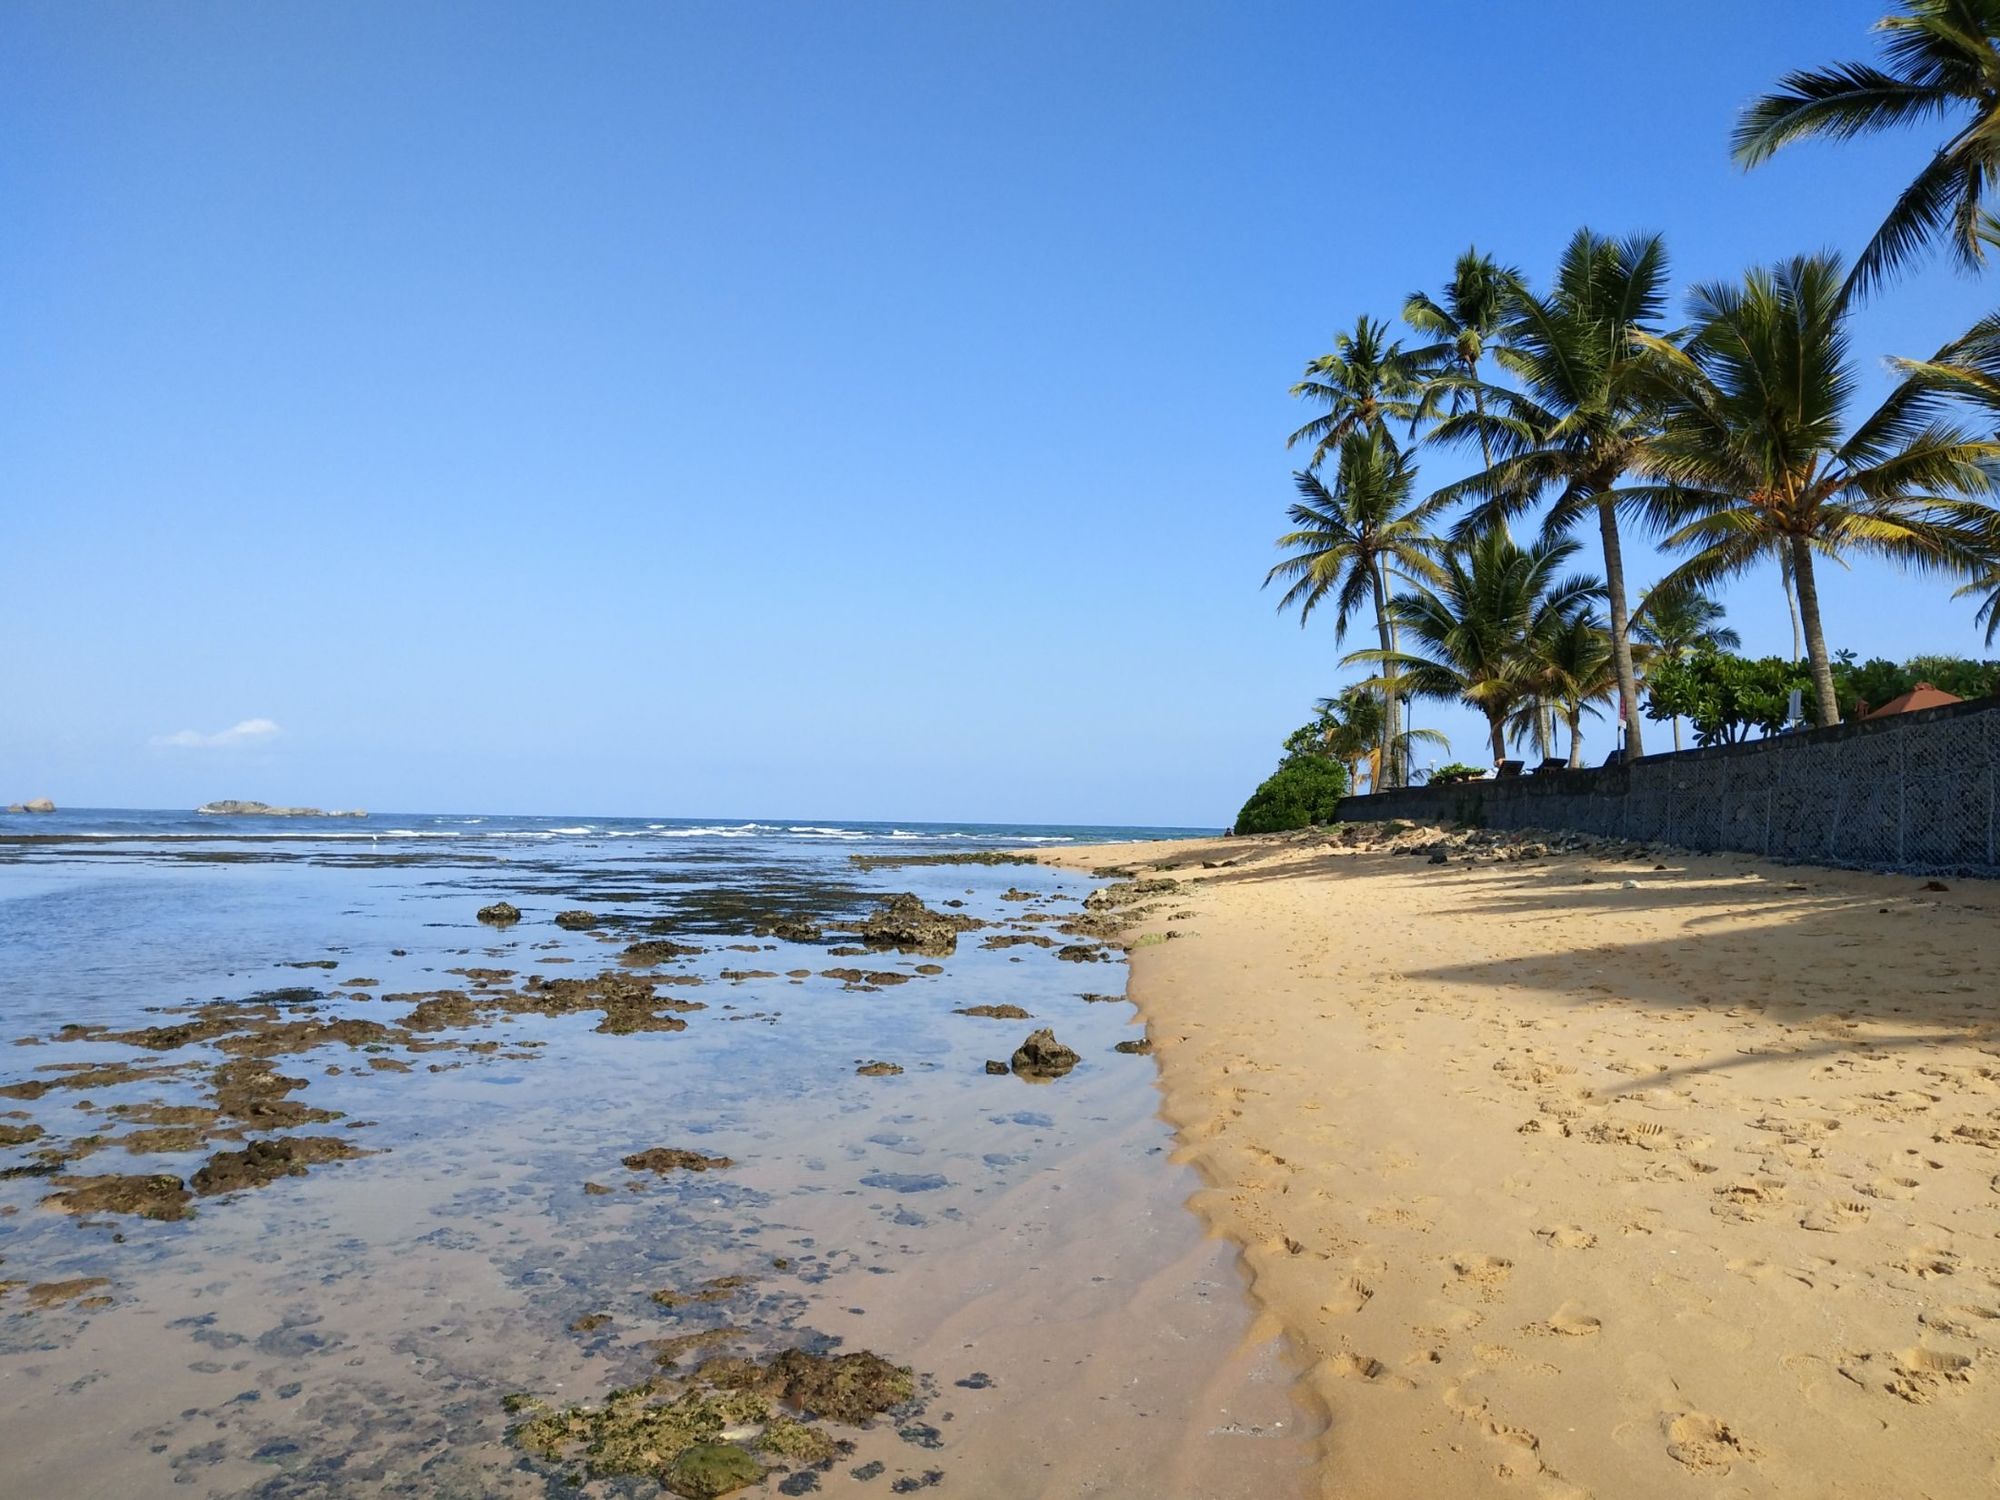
[1596,495,1645,759]
[1566,709,1583,768]
[1488,713,1507,767]
[1470,371,1511,545]
[1672,715,1682,753]
[1790,535,1840,728]
[1370,561,1402,788]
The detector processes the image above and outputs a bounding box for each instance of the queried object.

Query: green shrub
[1427,762,1489,785]
[1234,758,1350,834]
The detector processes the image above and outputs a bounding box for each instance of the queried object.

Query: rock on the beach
[1009,1028,1079,1080]
[4,797,55,814]
[477,901,522,925]
[984,1059,1009,1075]
[852,892,983,956]
[553,909,599,929]
[622,1146,735,1173]
[662,1442,763,1499]
[195,800,366,818]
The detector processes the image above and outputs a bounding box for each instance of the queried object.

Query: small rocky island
[195,800,367,819]
[3,798,55,814]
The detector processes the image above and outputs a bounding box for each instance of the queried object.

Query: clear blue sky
[3,2,1992,825]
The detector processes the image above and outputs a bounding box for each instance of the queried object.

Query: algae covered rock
[623,1146,736,1173]
[851,893,983,957]
[476,901,522,926]
[1009,1028,1079,1080]
[665,1442,764,1498]
[41,1172,193,1221]
[191,1135,365,1195]
[553,909,599,930]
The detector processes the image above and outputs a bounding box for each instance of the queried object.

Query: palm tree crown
[1287,315,1426,472]
[1267,431,1439,784]
[1347,529,1603,767]
[1430,227,1673,759]
[1734,0,2000,299]
[1404,249,1522,472]
[1634,251,1999,724]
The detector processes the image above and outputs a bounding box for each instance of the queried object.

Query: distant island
[3,798,55,814]
[195,800,367,819]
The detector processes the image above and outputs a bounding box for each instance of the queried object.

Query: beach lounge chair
[1496,760,1525,779]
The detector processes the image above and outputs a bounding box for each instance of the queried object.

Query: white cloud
[151,718,284,750]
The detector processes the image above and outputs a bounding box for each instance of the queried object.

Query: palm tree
[1633,585,1742,749]
[1287,315,1426,472]
[1430,228,1672,760]
[1733,1,2000,300]
[1514,612,1620,767]
[1267,431,1439,785]
[1310,688,1385,791]
[1346,529,1602,767]
[1404,248,1522,473]
[1633,252,1999,725]
[1889,311,2000,637]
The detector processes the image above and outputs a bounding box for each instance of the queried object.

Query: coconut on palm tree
[1734,0,2000,300]
[1633,585,1742,749]
[1267,431,1440,786]
[1287,315,1426,472]
[1430,227,1672,760]
[1633,252,1999,726]
[1346,528,1602,768]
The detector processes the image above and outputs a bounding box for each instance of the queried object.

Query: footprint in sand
[1844,1347,1978,1403]
[1450,1254,1514,1299]
[1533,1224,1598,1250]
[1860,1174,1921,1201]
[1534,1302,1602,1338]
[1664,1411,1752,1473]
[1712,1176,1787,1223]
[1800,1199,1871,1233]
[1321,1277,1374,1315]
[1920,1304,1999,1340]
[1327,1352,1415,1390]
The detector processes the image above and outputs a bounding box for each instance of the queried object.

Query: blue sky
[3,1,1993,826]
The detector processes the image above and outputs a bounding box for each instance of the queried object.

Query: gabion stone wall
[1334,695,2000,877]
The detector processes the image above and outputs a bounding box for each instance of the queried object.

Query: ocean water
[0,810,1312,1498]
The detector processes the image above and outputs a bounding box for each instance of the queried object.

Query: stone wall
[1334,695,2000,877]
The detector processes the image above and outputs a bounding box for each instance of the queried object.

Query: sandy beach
[1040,827,2000,1499]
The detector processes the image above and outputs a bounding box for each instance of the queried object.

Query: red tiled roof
[1863,682,1964,719]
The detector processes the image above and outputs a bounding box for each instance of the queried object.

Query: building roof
[1862,682,1964,719]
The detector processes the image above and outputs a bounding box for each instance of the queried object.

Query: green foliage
[1643,651,1815,745]
[1829,652,2000,717]
[1733,1,2000,299]
[1235,757,1351,835]
[1427,762,1489,785]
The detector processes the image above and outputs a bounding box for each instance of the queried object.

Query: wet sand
[1038,827,2000,1499]
[0,825,1314,1497]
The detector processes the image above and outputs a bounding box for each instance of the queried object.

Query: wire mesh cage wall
[1334,697,2000,878]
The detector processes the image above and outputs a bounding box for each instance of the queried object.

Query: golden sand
[1041,830,2000,1499]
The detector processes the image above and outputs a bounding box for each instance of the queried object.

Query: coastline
[1037,826,2000,1498]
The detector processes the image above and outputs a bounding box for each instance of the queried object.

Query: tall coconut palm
[1345,529,1602,767]
[1633,252,1999,725]
[1267,431,1439,785]
[1734,0,2000,300]
[1287,315,1426,472]
[1430,228,1672,760]
[1404,248,1522,473]
[1633,585,1742,749]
